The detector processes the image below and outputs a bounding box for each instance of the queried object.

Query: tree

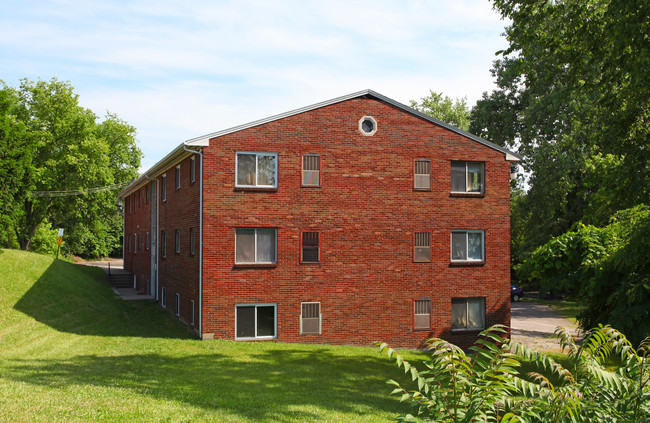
[471,0,650,261]
[517,206,650,345]
[2,78,141,257]
[410,90,471,131]
[0,84,33,248]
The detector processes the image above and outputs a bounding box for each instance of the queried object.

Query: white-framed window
[190,156,196,183]
[175,293,180,316]
[133,233,137,254]
[414,159,431,190]
[301,231,320,263]
[175,165,181,189]
[161,230,167,258]
[451,161,484,193]
[414,232,431,262]
[302,154,320,187]
[451,230,484,262]
[161,287,167,308]
[146,232,150,250]
[451,297,485,330]
[359,116,377,136]
[175,229,180,254]
[414,299,431,330]
[161,174,167,201]
[190,300,195,326]
[189,228,195,255]
[235,228,277,264]
[236,152,278,188]
[300,302,321,335]
[235,303,277,339]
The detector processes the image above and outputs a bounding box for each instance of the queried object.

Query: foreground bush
[378,325,649,422]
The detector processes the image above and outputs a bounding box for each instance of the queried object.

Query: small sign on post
[56,228,64,259]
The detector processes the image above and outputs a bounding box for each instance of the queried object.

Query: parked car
[511,285,524,302]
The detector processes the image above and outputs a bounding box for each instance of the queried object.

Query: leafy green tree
[3,78,141,257]
[517,205,650,345]
[410,90,471,131]
[0,85,33,248]
[472,0,650,260]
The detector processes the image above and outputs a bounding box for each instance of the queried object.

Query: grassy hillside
[0,249,424,422]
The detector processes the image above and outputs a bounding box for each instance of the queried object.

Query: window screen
[302,155,320,186]
[414,160,431,190]
[301,302,321,334]
[301,232,320,263]
[414,232,431,262]
[414,299,431,330]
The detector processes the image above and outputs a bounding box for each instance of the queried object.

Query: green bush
[378,325,650,422]
[517,205,650,345]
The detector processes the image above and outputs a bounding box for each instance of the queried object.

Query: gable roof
[119,89,520,197]
[186,89,521,161]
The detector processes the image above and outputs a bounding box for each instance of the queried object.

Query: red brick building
[119,89,520,348]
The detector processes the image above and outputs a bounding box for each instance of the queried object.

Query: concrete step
[108,273,133,289]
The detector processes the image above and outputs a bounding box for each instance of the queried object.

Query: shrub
[378,325,649,422]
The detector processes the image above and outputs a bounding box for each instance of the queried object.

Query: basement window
[300,302,321,335]
[236,304,277,339]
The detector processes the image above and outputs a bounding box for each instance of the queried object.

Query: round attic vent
[359,116,377,136]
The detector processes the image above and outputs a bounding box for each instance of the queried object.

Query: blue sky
[1,0,509,171]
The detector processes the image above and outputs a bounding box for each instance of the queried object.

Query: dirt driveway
[510,301,581,352]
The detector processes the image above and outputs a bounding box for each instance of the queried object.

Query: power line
[29,182,129,197]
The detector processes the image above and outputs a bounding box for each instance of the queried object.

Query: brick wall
[124,153,201,332]
[200,97,512,349]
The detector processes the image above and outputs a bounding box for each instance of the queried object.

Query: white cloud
[1,0,509,172]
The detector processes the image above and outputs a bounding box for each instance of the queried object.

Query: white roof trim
[184,89,521,161]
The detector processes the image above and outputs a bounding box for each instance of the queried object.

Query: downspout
[144,174,157,299]
[183,145,203,337]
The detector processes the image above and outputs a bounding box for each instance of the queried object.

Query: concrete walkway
[77,259,155,301]
[510,301,581,352]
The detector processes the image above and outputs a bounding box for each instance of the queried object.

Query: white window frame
[359,116,377,136]
[175,293,180,316]
[235,303,277,340]
[190,300,195,326]
[190,156,196,183]
[300,302,322,335]
[451,161,485,194]
[175,229,181,254]
[451,297,486,331]
[175,165,181,189]
[235,152,278,188]
[235,228,277,265]
[161,287,166,308]
[450,230,485,262]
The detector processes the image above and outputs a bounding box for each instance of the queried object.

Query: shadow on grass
[13,259,193,339]
[3,346,414,421]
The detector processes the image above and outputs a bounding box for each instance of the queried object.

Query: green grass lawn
[0,249,428,422]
